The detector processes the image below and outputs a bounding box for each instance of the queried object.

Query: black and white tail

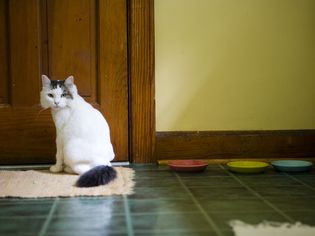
[76,166,117,187]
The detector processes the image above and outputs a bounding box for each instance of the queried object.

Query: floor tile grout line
[3,208,315,221]
[284,173,315,191]
[218,164,295,223]
[38,198,59,236]
[174,173,225,236]
[132,229,216,234]
[134,184,313,188]
[123,195,134,236]
[0,216,49,219]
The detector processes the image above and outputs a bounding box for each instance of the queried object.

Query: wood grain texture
[9,0,41,106]
[99,0,129,161]
[47,0,96,97]
[129,0,155,163]
[0,0,9,105]
[0,108,55,164]
[156,131,315,160]
[0,0,53,164]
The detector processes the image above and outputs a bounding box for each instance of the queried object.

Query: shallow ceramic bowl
[271,160,313,172]
[227,161,269,174]
[168,160,208,172]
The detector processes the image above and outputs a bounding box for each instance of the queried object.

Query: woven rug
[230,220,315,236]
[0,167,134,198]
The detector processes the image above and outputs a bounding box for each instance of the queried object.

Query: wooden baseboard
[155,130,315,161]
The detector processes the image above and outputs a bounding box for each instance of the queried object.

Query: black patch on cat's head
[50,80,65,89]
[50,80,73,99]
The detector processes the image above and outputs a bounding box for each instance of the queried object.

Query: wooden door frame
[128,0,155,163]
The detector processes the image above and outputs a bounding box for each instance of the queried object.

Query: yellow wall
[155,0,315,131]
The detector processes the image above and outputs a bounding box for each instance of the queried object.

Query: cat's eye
[48,93,54,98]
[61,93,67,97]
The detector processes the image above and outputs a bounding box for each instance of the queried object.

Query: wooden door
[0,0,128,164]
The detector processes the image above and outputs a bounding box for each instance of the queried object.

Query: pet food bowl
[168,160,208,172]
[227,161,269,174]
[271,160,313,172]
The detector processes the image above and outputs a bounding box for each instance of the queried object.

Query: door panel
[0,0,52,163]
[0,0,8,104]
[47,0,96,98]
[0,0,128,164]
[9,0,42,106]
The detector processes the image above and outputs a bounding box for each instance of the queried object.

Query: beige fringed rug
[0,167,135,198]
[230,220,315,236]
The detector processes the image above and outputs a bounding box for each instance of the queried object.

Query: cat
[40,75,116,187]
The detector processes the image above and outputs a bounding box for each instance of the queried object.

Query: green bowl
[227,161,269,174]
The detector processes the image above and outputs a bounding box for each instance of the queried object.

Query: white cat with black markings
[40,75,116,187]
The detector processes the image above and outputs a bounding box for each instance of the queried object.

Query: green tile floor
[0,164,315,235]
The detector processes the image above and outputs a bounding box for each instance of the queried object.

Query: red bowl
[168,160,208,172]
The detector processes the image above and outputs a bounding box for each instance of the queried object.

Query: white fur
[40,75,115,175]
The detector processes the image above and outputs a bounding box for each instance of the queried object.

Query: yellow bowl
[227,161,269,174]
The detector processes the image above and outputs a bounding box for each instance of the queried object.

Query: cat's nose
[54,101,59,105]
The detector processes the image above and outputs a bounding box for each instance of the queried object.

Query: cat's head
[40,75,78,110]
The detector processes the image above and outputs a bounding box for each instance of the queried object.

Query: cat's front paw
[64,166,75,174]
[50,165,63,173]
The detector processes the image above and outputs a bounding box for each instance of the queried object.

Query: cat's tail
[76,165,117,187]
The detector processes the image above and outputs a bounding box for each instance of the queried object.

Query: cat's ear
[65,75,74,87]
[41,75,51,88]
[65,75,78,95]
